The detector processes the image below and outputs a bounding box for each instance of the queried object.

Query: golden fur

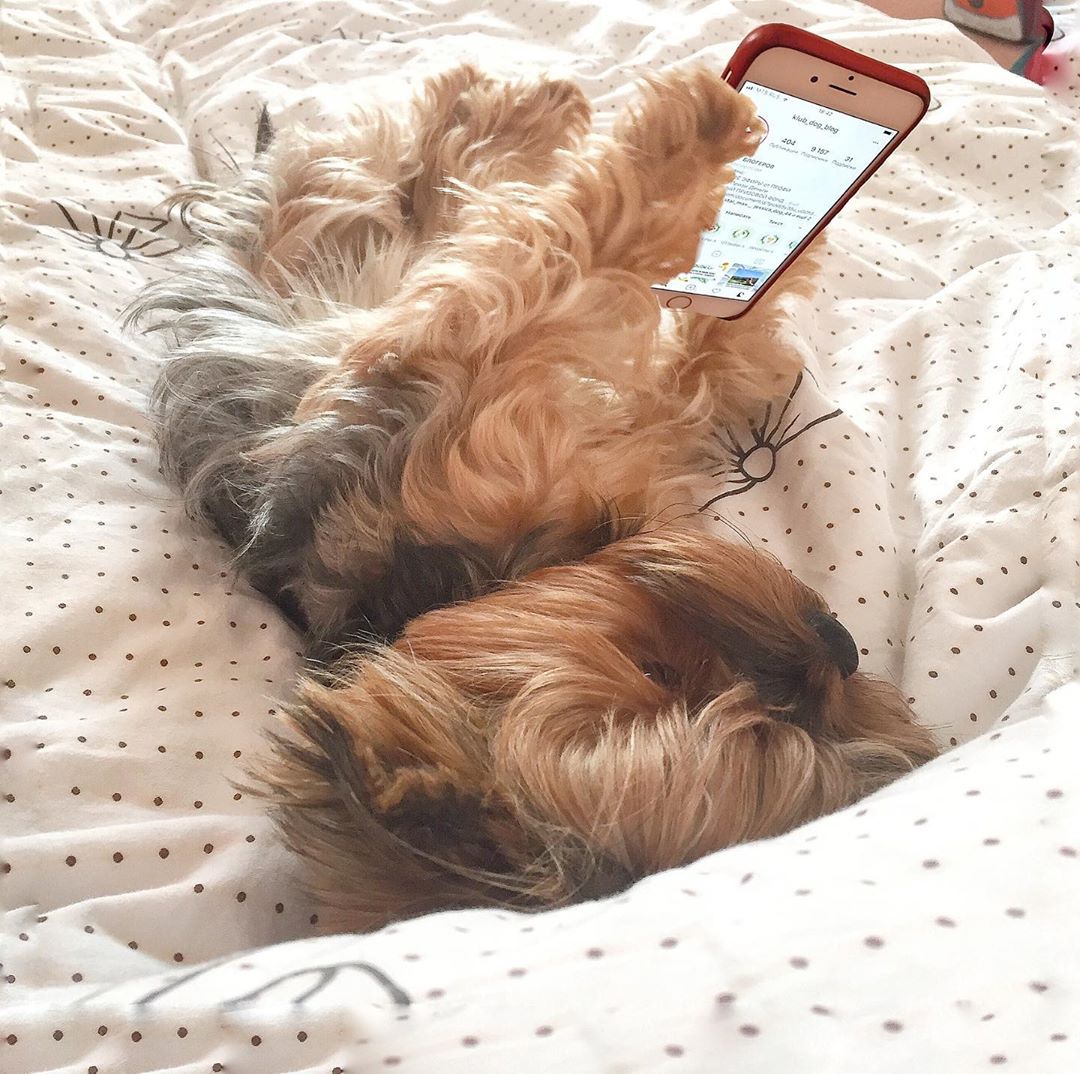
[134,63,936,932]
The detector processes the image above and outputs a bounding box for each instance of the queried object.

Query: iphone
[654,24,931,319]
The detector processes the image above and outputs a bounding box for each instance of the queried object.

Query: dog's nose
[807,612,859,678]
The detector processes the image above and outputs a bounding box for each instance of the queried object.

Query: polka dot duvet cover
[2,0,1078,1070]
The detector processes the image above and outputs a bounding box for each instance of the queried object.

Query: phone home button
[665,295,693,309]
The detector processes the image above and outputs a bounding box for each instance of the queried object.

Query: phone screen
[665,81,898,303]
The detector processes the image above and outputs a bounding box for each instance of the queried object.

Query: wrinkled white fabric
[2,0,1078,1071]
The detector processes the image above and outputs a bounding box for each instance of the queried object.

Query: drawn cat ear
[699,371,842,512]
[222,963,411,1008]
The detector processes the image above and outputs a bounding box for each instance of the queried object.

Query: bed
[2,0,1078,1070]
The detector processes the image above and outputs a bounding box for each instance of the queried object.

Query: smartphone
[653,24,930,319]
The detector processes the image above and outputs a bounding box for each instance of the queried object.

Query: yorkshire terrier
[131,64,936,932]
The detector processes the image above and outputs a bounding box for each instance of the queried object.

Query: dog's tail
[255,103,275,157]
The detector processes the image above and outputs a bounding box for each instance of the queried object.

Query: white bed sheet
[2,0,1078,1071]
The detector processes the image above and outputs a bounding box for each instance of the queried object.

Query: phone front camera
[810,75,819,83]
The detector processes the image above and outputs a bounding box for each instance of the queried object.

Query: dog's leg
[661,246,823,421]
[291,65,762,393]
[567,66,764,282]
[257,65,590,283]
[562,70,821,447]
[179,65,590,296]
[403,67,591,243]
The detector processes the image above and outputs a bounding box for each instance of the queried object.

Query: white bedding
[2,0,1078,1071]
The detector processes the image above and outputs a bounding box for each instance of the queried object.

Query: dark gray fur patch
[117,156,410,596]
[255,104,275,156]
[131,258,442,636]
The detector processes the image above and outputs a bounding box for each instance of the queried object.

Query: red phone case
[710,24,931,316]
[722,23,932,104]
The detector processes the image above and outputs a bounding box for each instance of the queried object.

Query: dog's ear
[255,654,550,931]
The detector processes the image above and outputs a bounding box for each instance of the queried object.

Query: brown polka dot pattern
[2,3,1079,1069]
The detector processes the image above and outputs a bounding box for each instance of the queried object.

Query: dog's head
[260,527,937,931]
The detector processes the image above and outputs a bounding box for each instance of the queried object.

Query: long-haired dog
[131,64,936,931]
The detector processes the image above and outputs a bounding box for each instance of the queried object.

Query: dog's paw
[619,65,761,167]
